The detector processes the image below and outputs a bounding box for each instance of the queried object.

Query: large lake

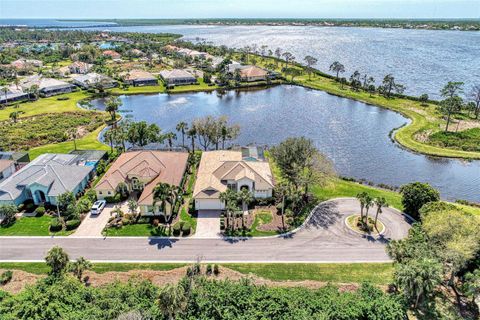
[91,85,480,202]
[82,24,480,98]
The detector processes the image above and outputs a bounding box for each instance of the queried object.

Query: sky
[1,0,479,19]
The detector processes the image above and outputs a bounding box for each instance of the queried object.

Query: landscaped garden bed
[345,214,385,235]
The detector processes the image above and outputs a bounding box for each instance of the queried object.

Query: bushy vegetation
[0,274,407,320]
[428,128,480,152]
[388,202,480,318]
[0,111,105,150]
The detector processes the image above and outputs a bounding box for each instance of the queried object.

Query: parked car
[90,200,106,215]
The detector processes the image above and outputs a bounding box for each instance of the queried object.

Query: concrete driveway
[71,204,117,237]
[193,211,221,238]
[0,198,412,262]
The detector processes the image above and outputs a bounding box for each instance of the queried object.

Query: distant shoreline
[2,18,480,31]
[66,18,480,32]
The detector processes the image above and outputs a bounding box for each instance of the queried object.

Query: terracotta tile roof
[96,151,188,205]
[120,69,156,81]
[240,66,268,78]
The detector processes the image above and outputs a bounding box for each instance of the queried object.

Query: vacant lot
[0,111,106,150]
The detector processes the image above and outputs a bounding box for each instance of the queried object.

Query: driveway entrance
[193,210,221,238]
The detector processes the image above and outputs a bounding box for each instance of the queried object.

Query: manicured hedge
[65,219,81,231]
[49,218,62,232]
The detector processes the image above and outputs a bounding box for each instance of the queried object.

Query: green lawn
[110,85,166,95]
[0,91,89,121]
[0,262,185,275]
[29,126,109,159]
[105,223,170,237]
[168,78,218,93]
[224,263,393,285]
[0,215,73,236]
[313,178,403,210]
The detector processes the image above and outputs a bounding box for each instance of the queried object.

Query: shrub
[181,222,191,236]
[400,182,440,220]
[0,270,13,285]
[76,198,92,214]
[50,218,63,232]
[34,206,46,217]
[152,218,160,227]
[66,219,81,231]
[206,264,212,275]
[105,193,122,203]
[172,223,181,236]
[0,204,18,226]
[25,203,35,212]
[56,97,70,101]
[213,264,219,275]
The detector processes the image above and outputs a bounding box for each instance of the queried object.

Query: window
[227,183,237,191]
[99,191,103,195]
[108,191,111,195]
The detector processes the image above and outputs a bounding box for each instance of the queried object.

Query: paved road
[0,198,412,263]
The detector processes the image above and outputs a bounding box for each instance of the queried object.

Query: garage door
[195,199,224,210]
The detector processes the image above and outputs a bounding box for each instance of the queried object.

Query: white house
[193,148,274,211]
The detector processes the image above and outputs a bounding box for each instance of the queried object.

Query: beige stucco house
[95,151,189,216]
[193,148,274,211]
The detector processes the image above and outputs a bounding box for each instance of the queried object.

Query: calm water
[91,85,480,202]
[81,25,480,98]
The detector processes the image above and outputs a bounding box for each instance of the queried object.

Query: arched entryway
[34,190,46,204]
[240,185,250,191]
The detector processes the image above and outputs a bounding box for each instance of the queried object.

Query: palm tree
[164,132,177,151]
[105,95,122,125]
[153,183,178,222]
[329,61,345,80]
[238,188,253,229]
[45,246,69,277]
[9,111,23,123]
[363,194,374,227]
[220,189,238,230]
[373,197,388,231]
[67,127,78,151]
[176,121,188,149]
[103,129,114,153]
[68,257,92,282]
[157,284,187,320]
[186,126,197,151]
[356,192,368,221]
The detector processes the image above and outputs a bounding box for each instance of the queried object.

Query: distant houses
[95,151,189,216]
[120,69,158,87]
[68,61,93,74]
[10,58,43,74]
[159,69,197,86]
[0,86,29,104]
[72,72,117,89]
[20,75,75,97]
[0,153,98,206]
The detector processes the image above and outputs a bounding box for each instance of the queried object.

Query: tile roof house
[193,149,274,210]
[239,66,268,82]
[0,153,94,206]
[159,69,197,86]
[120,69,158,86]
[0,160,15,183]
[10,59,43,73]
[20,75,74,97]
[102,50,121,60]
[72,72,117,89]
[95,151,189,216]
[68,61,93,74]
